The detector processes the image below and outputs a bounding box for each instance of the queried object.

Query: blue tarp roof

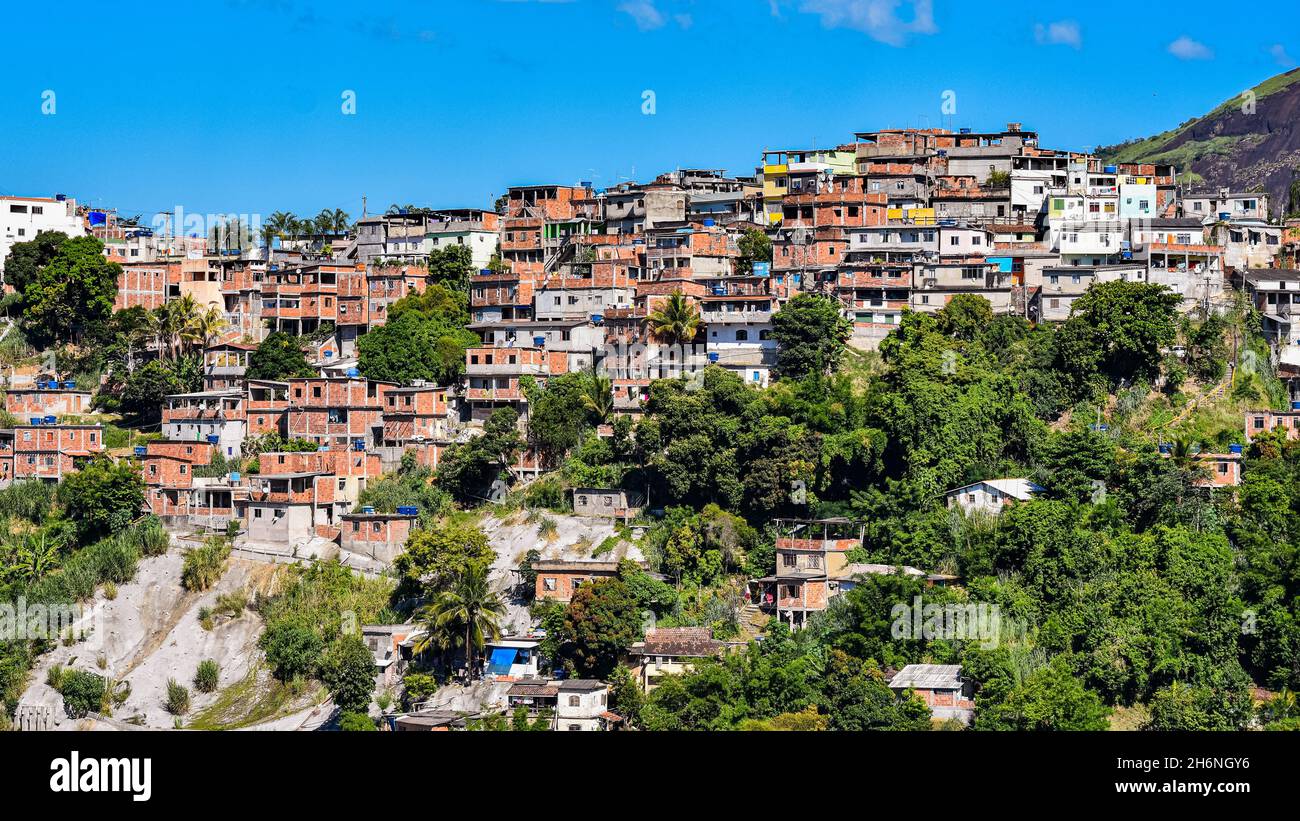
[487,648,516,675]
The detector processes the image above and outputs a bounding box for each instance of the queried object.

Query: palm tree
[185,306,228,352]
[647,291,701,345]
[579,362,614,424]
[152,295,199,360]
[265,211,294,244]
[328,208,351,236]
[413,567,505,675]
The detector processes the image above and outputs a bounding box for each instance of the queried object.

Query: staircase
[738,603,770,640]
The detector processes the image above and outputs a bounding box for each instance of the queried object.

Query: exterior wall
[534,564,620,602]
[0,196,84,277]
[555,688,611,731]
[340,515,415,562]
[5,390,93,418]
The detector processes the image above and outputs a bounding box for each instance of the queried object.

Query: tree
[259,623,324,682]
[19,235,120,347]
[647,291,701,346]
[936,294,993,341]
[1061,280,1180,384]
[771,293,852,380]
[320,634,378,713]
[247,331,314,380]
[975,657,1110,731]
[413,566,505,673]
[736,228,773,275]
[57,457,146,541]
[2,230,68,298]
[435,407,525,500]
[579,363,614,425]
[357,284,477,386]
[1144,681,1252,731]
[339,711,377,731]
[119,358,184,423]
[557,576,642,678]
[394,520,495,592]
[426,244,475,293]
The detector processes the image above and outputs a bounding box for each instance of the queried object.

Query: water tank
[533,336,546,347]
[1229,444,1243,454]
[1218,212,1231,221]
[708,352,720,363]
[206,434,220,444]
[134,446,148,457]
[43,415,56,425]
[324,351,333,358]
[590,314,603,324]
[63,381,75,389]
[36,381,46,390]
[229,472,241,482]
[703,218,716,227]
[397,505,418,516]
[1102,165,1117,174]
[1291,401,1300,411]
[346,367,361,378]
[361,506,375,514]
[29,418,41,426]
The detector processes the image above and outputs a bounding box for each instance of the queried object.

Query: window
[543,578,557,591]
[568,695,580,707]
[783,554,797,567]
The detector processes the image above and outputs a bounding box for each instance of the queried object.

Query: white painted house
[944,478,1042,515]
[1,195,84,278]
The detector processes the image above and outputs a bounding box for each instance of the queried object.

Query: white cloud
[798,0,937,47]
[1271,43,1295,67]
[618,0,666,31]
[1033,20,1081,49]
[1167,36,1213,60]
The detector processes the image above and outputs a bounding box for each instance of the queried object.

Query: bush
[338,711,376,731]
[61,670,106,718]
[134,517,171,557]
[194,660,220,693]
[182,537,230,591]
[165,678,190,715]
[260,623,323,682]
[320,635,377,714]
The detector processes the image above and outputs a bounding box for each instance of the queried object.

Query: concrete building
[944,478,1042,515]
[0,195,84,279]
[888,664,974,725]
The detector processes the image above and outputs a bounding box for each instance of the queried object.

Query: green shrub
[182,537,230,591]
[60,670,106,718]
[194,660,220,693]
[134,517,170,557]
[338,711,376,731]
[165,678,190,715]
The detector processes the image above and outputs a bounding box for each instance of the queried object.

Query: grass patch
[186,662,325,730]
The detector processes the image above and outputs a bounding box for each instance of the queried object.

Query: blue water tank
[703,218,716,227]
[1103,165,1118,174]
[1218,212,1231,221]
[1292,401,1300,410]
[229,472,241,482]
[533,336,546,347]
[397,505,418,516]
[361,505,375,514]
[36,381,46,390]
[324,351,333,358]
[63,381,75,390]
[708,352,720,363]
[959,127,971,134]
[134,446,148,457]
[206,434,220,444]
[1229,444,1243,454]
[43,415,56,425]
[29,417,41,426]
[346,368,361,378]
[590,314,603,324]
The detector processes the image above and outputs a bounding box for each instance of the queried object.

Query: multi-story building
[0,195,84,279]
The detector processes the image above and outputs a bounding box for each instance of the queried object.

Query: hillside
[1097,67,1300,214]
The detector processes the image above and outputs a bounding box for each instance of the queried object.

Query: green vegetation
[357,284,478,385]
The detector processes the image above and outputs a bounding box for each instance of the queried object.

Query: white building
[554,680,614,732]
[1,195,84,278]
[944,478,1043,515]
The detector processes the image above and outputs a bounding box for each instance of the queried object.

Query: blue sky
[1,0,1296,222]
